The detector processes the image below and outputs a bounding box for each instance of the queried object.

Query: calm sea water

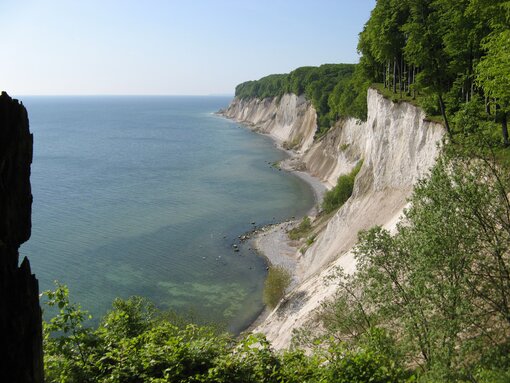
[19,96,315,332]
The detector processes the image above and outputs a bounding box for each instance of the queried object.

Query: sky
[0,0,375,96]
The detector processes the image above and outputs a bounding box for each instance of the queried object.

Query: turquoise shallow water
[20,96,315,332]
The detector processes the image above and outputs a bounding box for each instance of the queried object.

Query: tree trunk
[387,60,391,89]
[412,66,417,99]
[393,57,397,93]
[400,55,403,98]
[502,111,509,147]
[438,93,452,137]
[407,63,411,96]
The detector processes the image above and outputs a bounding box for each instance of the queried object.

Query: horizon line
[11,93,235,97]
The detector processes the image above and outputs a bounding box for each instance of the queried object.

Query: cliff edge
[222,88,445,348]
[0,92,43,382]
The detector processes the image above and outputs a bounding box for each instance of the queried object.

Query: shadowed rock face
[0,91,43,382]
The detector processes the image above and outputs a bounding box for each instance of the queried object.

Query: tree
[477,28,510,146]
[321,145,510,378]
[403,0,455,134]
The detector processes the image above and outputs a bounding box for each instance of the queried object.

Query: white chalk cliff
[222,94,317,153]
[222,88,445,349]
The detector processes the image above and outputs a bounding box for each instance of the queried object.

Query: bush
[288,216,312,240]
[327,346,404,383]
[322,161,363,213]
[40,283,412,382]
[263,266,292,308]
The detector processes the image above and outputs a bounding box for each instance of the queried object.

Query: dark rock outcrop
[0,91,43,382]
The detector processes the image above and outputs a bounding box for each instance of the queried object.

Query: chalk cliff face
[300,89,444,277]
[223,88,444,348]
[0,92,43,382]
[221,94,317,153]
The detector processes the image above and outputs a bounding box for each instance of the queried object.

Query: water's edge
[216,111,327,334]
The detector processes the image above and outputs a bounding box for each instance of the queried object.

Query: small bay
[20,96,315,332]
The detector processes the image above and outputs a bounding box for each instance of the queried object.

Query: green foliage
[42,283,410,382]
[235,74,289,101]
[42,284,232,383]
[288,216,312,240]
[355,0,510,144]
[322,161,363,213]
[263,266,292,308]
[100,296,156,339]
[320,145,510,379]
[476,28,510,105]
[326,345,403,383]
[42,282,97,382]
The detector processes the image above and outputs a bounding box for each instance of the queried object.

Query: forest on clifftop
[236,0,510,152]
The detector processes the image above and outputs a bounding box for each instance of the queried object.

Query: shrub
[40,283,443,382]
[288,216,312,240]
[327,345,404,383]
[322,160,363,213]
[263,266,292,308]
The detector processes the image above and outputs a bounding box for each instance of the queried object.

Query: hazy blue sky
[1,1,375,95]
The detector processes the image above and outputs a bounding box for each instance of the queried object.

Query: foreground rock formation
[0,92,43,382]
[222,88,445,348]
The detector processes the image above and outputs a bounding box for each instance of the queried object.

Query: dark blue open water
[19,96,314,332]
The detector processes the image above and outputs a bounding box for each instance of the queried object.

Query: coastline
[249,153,326,276]
[217,90,446,347]
[217,110,328,333]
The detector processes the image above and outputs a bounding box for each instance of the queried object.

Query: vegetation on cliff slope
[312,142,510,382]
[263,266,292,308]
[321,160,363,214]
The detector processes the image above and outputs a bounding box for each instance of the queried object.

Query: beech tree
[476,23,510,145]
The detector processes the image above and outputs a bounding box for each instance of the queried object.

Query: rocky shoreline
[217,109,330,333]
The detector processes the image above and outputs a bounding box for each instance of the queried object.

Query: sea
[19,96,315,333]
